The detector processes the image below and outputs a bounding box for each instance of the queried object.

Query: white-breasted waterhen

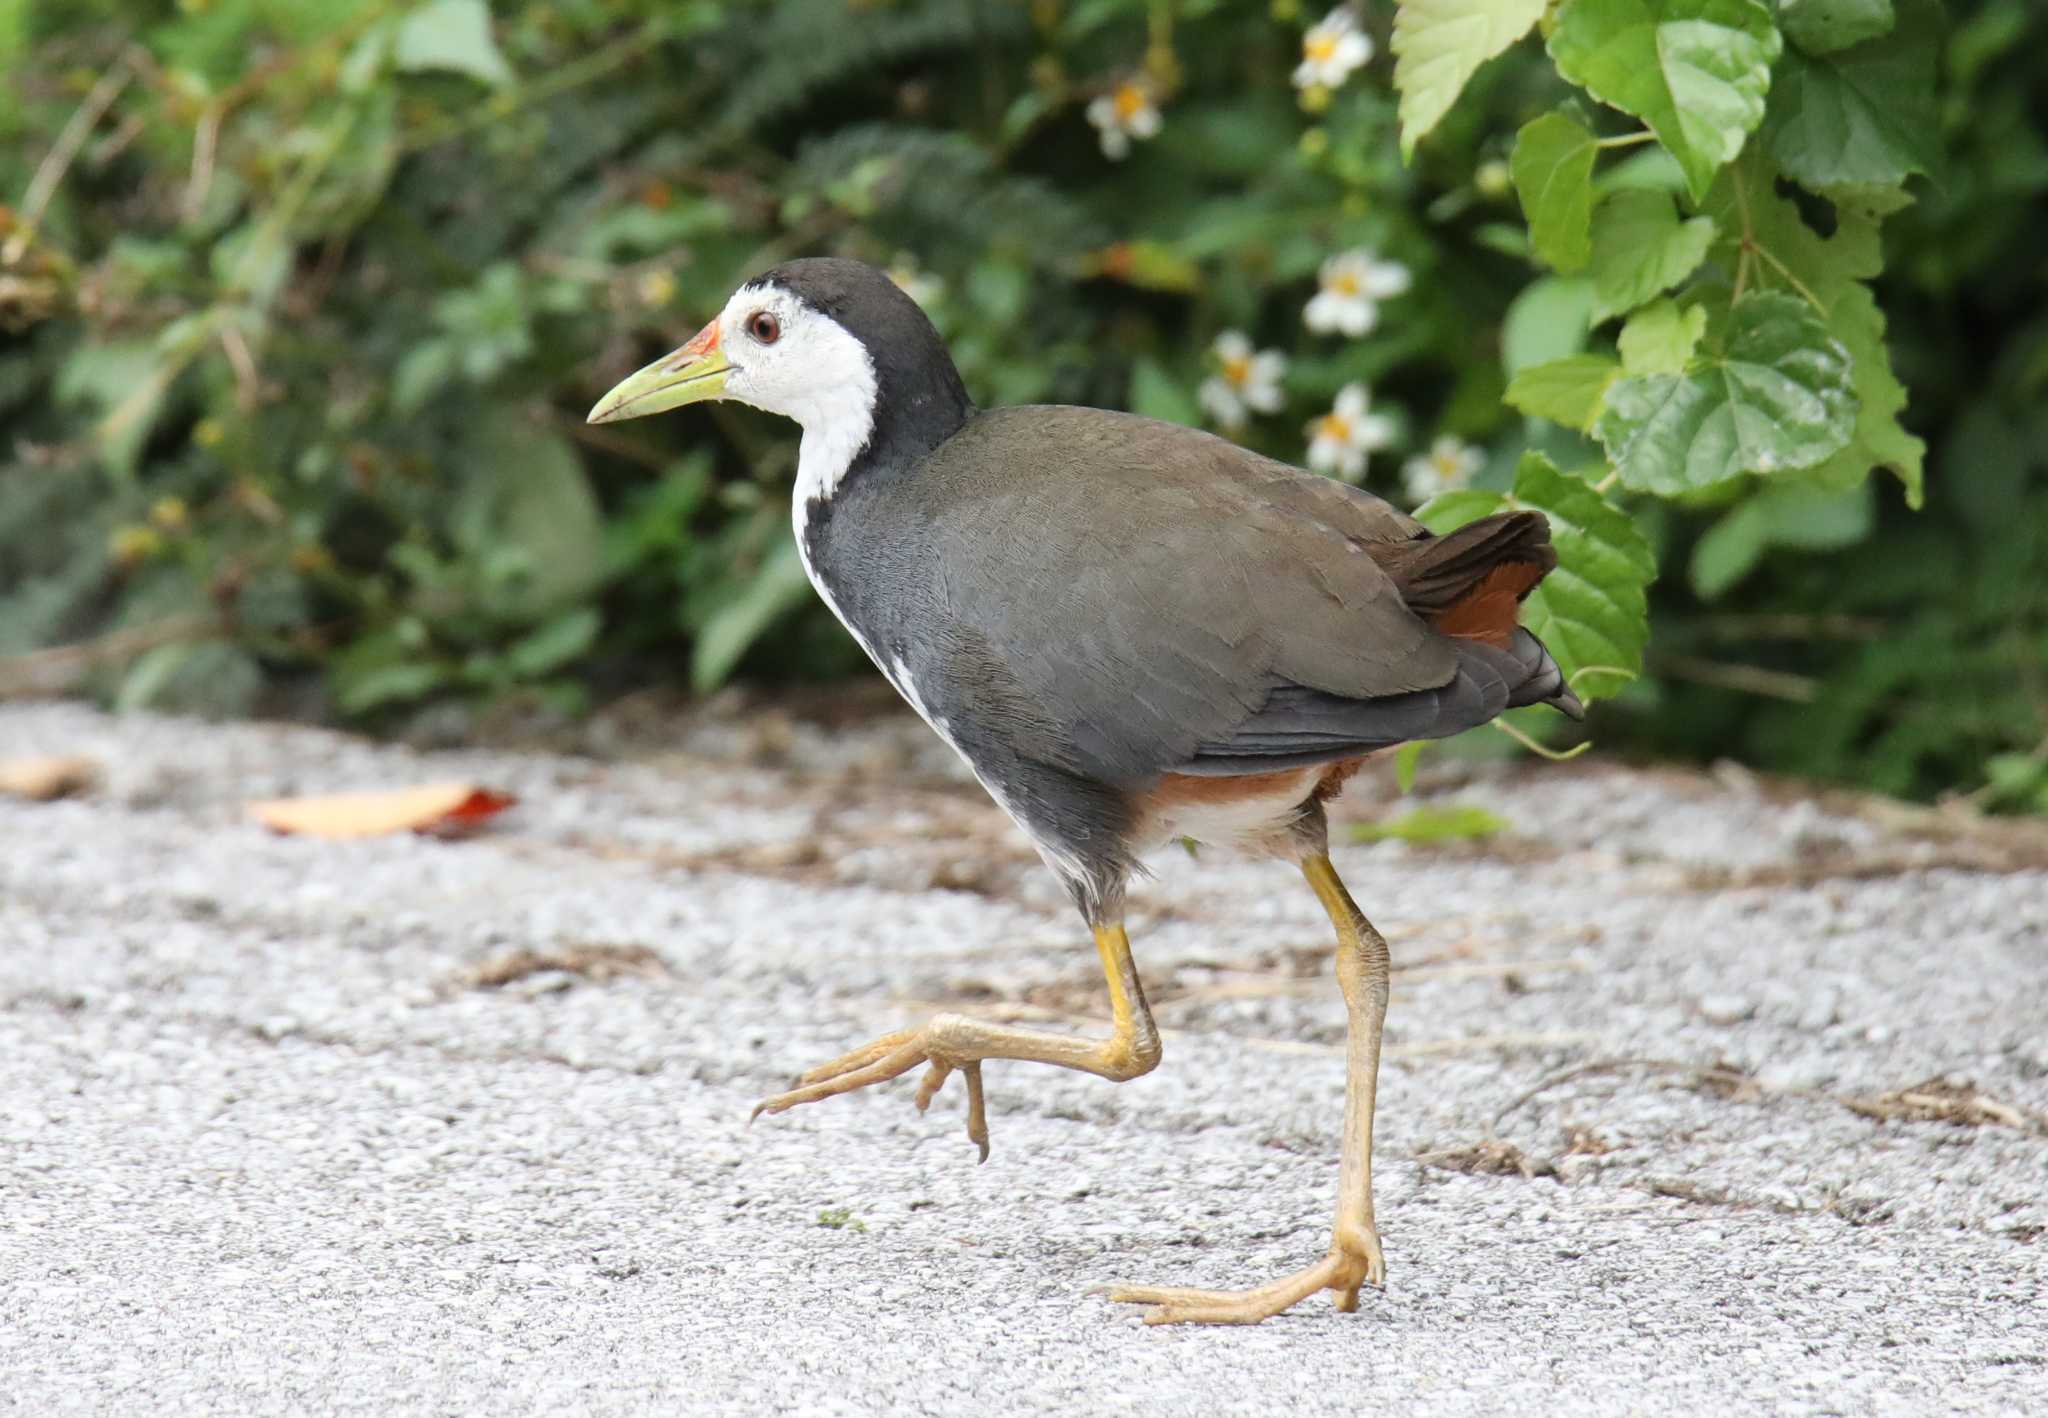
[589,258,1582,1325]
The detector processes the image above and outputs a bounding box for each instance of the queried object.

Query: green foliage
[1546,0,1781,201]
[1392,0,1548,158]
[1,0,2041,813]
[1598,292,1857,493]
[1509,111,1597,271]
[1351,802,1509,843]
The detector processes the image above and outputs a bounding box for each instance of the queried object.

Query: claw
[751,1027,993,1159]
[961,1061,990,1162]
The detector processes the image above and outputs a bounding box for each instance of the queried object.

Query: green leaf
[1618,298,1707,374]
[1393,741,1427,793]
[391,341,455,415]
[1690,481,1875,598]
[115,641,263,717]
[1510,454,1656,699]
[1352,803,1510,843]
[1505,354,1621,432]
[1762,1,1940,190]
[1586,190,1716,322]
[1547,0,1782,202]
[1392,0,1550,158]
[502,607,603,679]
[1128,356,1202,426]
[1778,0,1894,55]
[1597,291,1858,494]
[394,0,513,86]
[692,539,812,692]
[1501,275,1596,375]
[449,424,605,619]
[334,660,452,715]
[1510,111,1599,271]
[54,341,170,480]
[1699,152,1924,504]
[1419,454,1655,703]
[1795,280,1924,503]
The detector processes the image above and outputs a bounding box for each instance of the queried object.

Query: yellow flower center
[1319,413,1353,442]
[1222,354,1253,387]
[1114,84,1147,122]
[1305,34,1339,63]
[1329,271,1361,297]
[1433,452,1461,477]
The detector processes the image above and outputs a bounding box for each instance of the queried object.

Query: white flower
[1402,435,1485,505]
[887,253,942,308]
[1303,248,1412,337]
[1198,330,1288,430]
[1294,7,1374,91]
[1306,383,1395,483]
[1085,79,1162,161]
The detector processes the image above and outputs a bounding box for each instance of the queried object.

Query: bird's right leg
[1105,852,1389,1323]
[751,922,1160,1160]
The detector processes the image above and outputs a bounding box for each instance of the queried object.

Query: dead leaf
[0,754,99,801]
[457,942,669,991]
[247,782,516,839]
[1845,1077,2045,1133]
[1415,1139,1557,1180]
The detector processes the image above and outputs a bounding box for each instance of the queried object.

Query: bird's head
[587,258,968,460]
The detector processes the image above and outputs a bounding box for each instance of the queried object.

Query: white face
[717,281,880,508]
[717,282,877,433]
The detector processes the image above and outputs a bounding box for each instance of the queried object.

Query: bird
[588,257,1581,1325]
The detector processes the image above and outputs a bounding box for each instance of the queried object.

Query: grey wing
[917,407,1501,785]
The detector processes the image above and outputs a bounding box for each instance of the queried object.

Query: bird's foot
[1100,1232,1385,1326]
[750,1020,991,1161]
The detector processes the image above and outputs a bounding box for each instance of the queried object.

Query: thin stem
[399,20,668,155]
[1752,243,1829,315]
[4,48,140,265]
[1595,131,1657,150]
[1491,719,1592,761]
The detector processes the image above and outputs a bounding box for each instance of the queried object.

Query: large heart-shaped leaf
[1597,291,1858,494]
[1547,0,1781,201]
[1763,0,1940,190]
[1392,0,1550,157]
[1699,152,1924,504]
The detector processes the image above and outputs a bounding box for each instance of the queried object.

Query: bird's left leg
[1105,851,1389,1324]
[751,922,1160,1160]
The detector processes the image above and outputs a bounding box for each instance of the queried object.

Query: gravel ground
[3,698,2046,1417]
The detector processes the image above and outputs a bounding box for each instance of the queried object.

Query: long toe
[1102,1251,1367,1326]
[797,1028,922,1086]
[751,1040,929,1119]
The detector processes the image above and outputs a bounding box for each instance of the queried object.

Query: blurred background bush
[1,0,2043,810]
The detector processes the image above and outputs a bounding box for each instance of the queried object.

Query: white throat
[791,374,876,509]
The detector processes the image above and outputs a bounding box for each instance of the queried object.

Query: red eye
[747,310,780,344]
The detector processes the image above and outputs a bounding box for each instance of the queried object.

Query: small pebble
[1698,994,1755,1025]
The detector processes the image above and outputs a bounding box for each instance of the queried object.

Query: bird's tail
[1386,512,1583,721]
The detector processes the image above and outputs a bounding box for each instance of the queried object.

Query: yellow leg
[752,924,1160,1160]
[1107,853,1389,1324]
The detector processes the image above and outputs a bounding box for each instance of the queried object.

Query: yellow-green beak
[587,318,728,424]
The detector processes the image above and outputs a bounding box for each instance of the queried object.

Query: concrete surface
[2,698,2045,1417]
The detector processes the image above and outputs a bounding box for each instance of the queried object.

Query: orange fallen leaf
[0,753,100,801]
[246,781,516,839]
